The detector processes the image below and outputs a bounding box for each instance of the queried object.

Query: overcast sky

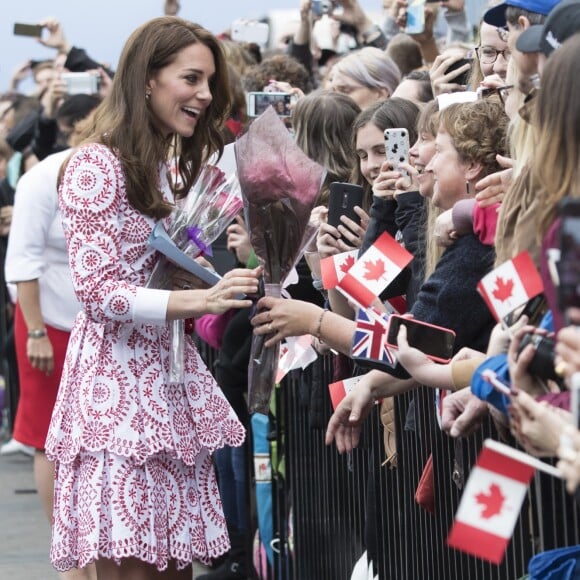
[1,0,382,92]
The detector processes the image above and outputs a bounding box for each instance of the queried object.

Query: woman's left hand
[203,267,261,314]
[27,335,54,376]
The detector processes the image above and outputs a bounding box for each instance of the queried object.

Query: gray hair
[332,47,401,96]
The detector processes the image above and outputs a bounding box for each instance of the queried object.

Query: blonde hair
[424,205,444,281]
[504,57,533,177]
[532,35,580,237]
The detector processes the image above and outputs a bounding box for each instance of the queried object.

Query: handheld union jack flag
[350,308,396,368]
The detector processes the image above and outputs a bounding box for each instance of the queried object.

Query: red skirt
[13,304,70,449]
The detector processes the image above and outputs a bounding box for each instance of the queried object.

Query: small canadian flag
[338,232,413,308]
[320,250,359,290]
[328,376,382,410]
[477,251,543,322]
[447,439,536,564]
[275,335,317,383]
[328,376,363,410]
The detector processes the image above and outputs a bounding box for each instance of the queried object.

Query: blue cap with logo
[484,0,561,28]
[516,0,580,55]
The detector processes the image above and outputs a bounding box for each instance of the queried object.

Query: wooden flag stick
[484,439,563,479]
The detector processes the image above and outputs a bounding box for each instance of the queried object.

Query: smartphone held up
[386,315,456,363]
[246,92,292,118]
[312,0,335,17]
[13,22,43,37]
[405,0,426,35]
[327,182,364,247]
[384,128,410,178]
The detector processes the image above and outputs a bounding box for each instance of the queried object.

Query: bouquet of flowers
[235,107,326,414]
[148,164,243,383]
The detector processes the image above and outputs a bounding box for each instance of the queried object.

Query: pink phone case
[385,315,456,364]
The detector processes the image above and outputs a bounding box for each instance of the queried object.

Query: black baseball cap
[516,0,580,55]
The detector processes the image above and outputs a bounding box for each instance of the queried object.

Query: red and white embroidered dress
[45,144,245,572]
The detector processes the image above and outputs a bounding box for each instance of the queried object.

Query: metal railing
[197,340,580,580]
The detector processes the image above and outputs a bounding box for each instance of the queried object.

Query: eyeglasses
[496,26,509,42]
[496,84,514,105]
[475,45,511,65]
[478,84,514,105]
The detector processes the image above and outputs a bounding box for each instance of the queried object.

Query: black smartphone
[502,294,547,327]
[557,198,580,312]
[13,23,43,37]
[445,57,473,87]
[385,315,456,363]
[327,182,364,246]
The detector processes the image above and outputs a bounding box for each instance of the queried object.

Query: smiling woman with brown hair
[44,17,261,579]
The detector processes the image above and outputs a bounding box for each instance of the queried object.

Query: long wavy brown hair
[78,17,231,219]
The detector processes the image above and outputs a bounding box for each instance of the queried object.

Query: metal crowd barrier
[197,339,580,580]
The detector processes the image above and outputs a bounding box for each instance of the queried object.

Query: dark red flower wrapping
[235,107,326,414]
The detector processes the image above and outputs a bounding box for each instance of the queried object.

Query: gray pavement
[0,452,211,579]
[0,451,55,579]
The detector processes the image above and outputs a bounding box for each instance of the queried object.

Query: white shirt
[5,149,81,331]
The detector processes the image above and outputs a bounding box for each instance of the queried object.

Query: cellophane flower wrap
[235,107,326,414]
[148,164,243,383]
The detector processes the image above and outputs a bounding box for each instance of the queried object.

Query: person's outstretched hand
[325,371,376,452]
[252,297,321,347]
[441,387,488,437]
[38,18,71,54]
[509,390,572,457]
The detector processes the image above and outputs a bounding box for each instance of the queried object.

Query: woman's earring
[466,181,471,195]
[146,91,151,100]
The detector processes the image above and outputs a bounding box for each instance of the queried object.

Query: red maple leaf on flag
[363,258,386,281]
[340,254,356,274]
[492,276,514,302]
[475,483,505,519]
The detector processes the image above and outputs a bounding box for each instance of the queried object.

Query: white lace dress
[45,143,245,571]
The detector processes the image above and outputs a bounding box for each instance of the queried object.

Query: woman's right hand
[27,335,54,376]
[203,267,261,314]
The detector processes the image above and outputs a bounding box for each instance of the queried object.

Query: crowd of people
[1,0,580,578]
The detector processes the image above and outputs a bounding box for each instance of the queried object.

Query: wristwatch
[28,329,47,339]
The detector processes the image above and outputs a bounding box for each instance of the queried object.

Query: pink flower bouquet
[235,107,326,414]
